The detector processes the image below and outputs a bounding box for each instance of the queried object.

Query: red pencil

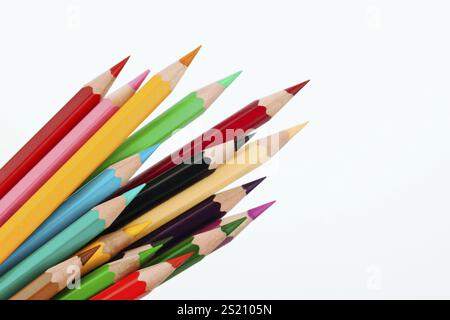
[90,253,192,300]
[0,57,129,199]
[113,80,309,195]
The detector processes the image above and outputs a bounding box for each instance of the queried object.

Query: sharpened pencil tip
[139,144,159,163]
[242,177,267,194]
[168,252,193,268]
[287,121,309,138]
[248,201,276,220]
[218,71,242,88]
[246,132,257,142]
[110,56,130,78]
[285,80,310,95]
[179,46,202,67]
[152,237,173,247]
[123,184,145,205]
[128,70,150,91]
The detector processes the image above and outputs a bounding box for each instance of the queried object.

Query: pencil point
[138,244,165,262]
[128,70,150,91]
[179,46,201,67]
[248,201,276,220]
[287,121,309,138]
[139,144,159,163]
[222,217,247,235]
[242,177,267,194]
[123,184,145,205]
[152,237,173,247]
[285,80,310,96]
[218,71,242,88]
[79,245,101,265]
[245,132,257,142]
[124,221,150,237]
[168,252,193,268]
[110,56,130,78]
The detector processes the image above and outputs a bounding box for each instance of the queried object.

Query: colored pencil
[98,204,272,300]
[0,147,157,276]
[115,80,309,195]
[127,177,266,250]
[106,134,253,232]
[0,47,200,263]
[151,203,274,287]
[90,253,193,300]
[0,57,128,199]
[199,201,275,251]
[89,71,242,179]
[9,239,165,301]
[54,238,171,300]
[74,123,307,275]
[0,186,144,299]
[0,71,148,226]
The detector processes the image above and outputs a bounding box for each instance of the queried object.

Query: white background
[1,0,450,299]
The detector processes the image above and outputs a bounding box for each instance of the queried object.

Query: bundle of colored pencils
[0,46,310,300]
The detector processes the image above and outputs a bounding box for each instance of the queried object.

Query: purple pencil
[124,177,266,251]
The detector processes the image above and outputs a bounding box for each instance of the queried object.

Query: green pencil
[168,202,274,279]
[145,203,273,281]
[88,71,241,179]
[54,238,171,300]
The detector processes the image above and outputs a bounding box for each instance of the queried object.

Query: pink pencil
[0,70,150,226]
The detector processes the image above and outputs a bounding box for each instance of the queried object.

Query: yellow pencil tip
[123,221,150,237]
[287,121,309,137]
[179,45,202,67]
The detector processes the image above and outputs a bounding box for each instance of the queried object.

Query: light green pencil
[0,184,145,299]
[87,71,241,179]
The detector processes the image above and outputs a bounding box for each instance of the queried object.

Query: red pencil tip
[110,56,130,78]
[285,80,310,95]
[167,252,193,268]
[179,46,201,67]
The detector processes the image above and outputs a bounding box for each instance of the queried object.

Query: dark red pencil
[0,57,129,198]
[113,80,309,195]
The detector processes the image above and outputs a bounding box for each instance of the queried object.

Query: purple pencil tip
[242,177,266,194]
[248,201,276,220]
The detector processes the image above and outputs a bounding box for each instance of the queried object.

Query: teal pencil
[0,146,157,277]
[0,185,145,299]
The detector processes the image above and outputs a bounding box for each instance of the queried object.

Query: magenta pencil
[0,71,149,226]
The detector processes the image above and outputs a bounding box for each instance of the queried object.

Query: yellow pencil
[75,122,308,274]
[0,47,201,263]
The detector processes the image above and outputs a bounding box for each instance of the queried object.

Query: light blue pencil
[0,146,157,276]
[0,185,145,300]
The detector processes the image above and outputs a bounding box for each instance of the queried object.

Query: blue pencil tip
[139,144,159,163]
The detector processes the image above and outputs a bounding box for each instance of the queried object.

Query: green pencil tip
[138,245,163,264]
[221,217,247,236]
[152,236,173,247]
[218,70,242,88]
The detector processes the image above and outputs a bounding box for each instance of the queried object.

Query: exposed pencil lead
[179,46,202,67]
[287,121,309,138]
[128,70,150,91]
[242,177,267,194]
[285,80,310,95]
[138,144,159,163]
[110,56,130,78]
[218,71,242,88]
[167,252,193,268]
[248,201,276,220]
